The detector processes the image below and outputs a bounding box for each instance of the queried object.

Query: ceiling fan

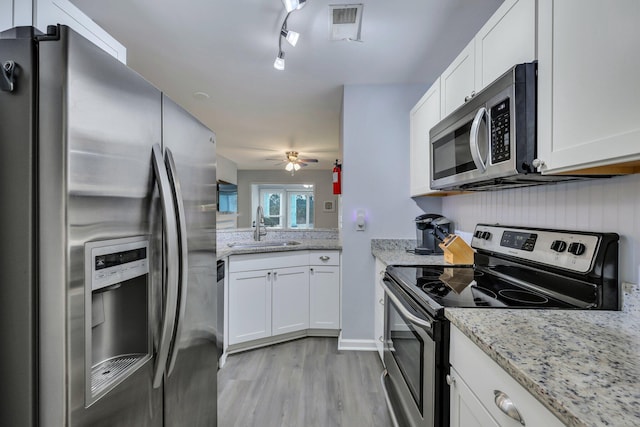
[269,151,318,173]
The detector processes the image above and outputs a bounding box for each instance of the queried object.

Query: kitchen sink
[226,240,301,249]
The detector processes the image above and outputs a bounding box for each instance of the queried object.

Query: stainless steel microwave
[429,62,581,191]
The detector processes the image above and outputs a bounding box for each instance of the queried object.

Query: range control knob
[550,240,567,253]
[474,230,483,239]
[568,242,586,256]
[481,231,492,240]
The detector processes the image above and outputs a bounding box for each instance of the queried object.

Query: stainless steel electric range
[380,224,620,427]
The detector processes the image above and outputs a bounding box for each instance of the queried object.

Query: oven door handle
[382,279,432,331]
[469,107,489,173]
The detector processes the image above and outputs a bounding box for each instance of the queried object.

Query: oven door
[381,277,437,427]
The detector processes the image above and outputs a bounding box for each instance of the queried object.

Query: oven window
[432,120,476,180]
[388,300,424,411]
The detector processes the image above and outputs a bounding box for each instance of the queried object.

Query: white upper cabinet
[411,0,536,196]
[441,0,536,118]
[475,0,536,89]
[410,78,441,196]
[440,40,476,118]
[0,0,126,63]
[536,0,640,174]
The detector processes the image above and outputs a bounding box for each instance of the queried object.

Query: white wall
[341,83,442,341]
[236,169,338,229]
[440,174,640,285]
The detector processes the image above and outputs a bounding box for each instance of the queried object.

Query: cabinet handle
[445,374,455,386]
[273,271,277,279]
[319,255,330,261]
[379,298,384,305]
[267,272,271,278]
[494,390,525,425]
[310,268,314,273]
[379,336,384,343]
[464,90,476,102]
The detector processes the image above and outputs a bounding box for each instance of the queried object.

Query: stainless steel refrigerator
[0,25,217,426]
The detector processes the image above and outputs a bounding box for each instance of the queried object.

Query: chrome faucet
[253,205,267,241]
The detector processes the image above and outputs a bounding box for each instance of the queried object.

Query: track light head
[273,51,285,70]
[281,29,299,47]
[282,0,307,13]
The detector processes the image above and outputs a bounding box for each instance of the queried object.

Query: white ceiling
[70,0,503,170]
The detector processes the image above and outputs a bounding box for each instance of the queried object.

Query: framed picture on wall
[323,200,335,212]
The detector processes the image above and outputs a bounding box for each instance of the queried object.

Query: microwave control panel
[490,98,511,164]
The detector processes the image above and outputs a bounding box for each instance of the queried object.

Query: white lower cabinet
[449,326,564,427]
[374,258,386,363]
[309,265,340,329]
[450,366,499,427]
[271,266,309,335]
[228,250,340,348]
[228,269,271,345]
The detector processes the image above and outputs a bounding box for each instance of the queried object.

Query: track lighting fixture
[282,0,307,13]
[281,28,299,47]
[273,1,307,70]
[273,51,285,70]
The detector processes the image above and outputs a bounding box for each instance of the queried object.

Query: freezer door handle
[164,147,189,376]
[151,144,180,389]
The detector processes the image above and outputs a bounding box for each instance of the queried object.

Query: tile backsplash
[442,174,640,284]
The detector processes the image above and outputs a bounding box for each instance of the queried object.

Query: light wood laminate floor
[218,337,393,427]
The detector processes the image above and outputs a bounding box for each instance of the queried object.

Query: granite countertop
[446,302,640,427]
[371,238,445,266]
[217,238,341,259]
[373,241,640,426]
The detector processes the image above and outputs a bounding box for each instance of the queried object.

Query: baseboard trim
[338,332,377,351]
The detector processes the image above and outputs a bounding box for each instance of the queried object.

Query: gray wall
[236,169,339,229]
[341,83,442,341]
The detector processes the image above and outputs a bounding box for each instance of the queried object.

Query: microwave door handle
[470,107,488,173]
[151,144,180,389]
[164,148,189,377]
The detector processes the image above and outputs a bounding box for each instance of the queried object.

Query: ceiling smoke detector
[329,4,363,41]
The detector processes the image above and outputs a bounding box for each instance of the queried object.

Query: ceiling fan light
[285,162,294,171]
[293,163,301,171]
[282,29,299,47]
[273,52,285,70]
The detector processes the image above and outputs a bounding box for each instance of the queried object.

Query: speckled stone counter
[216,228,340,259]
[371,239,445,266]
[446,287,640,427]
[217,238,341,259]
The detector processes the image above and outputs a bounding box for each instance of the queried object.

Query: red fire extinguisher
[332,160,342,195]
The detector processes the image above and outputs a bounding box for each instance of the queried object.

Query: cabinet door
[271,266,309,336]
[309,265,340,329]
[449,368,500,427]
[373,259,386,363]
[537,0,640,173]
[441,40,475,117]
[475,0,536,89]
[410,78,441,197]
[228,270,271,345]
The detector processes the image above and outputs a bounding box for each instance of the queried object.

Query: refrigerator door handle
[151,144,180,389]
[164,147,189,377]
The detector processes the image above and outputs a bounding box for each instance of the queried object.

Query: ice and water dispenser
[84,236,151,406]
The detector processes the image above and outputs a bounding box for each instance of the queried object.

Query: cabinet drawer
[309,251,340,266]
[229,251,309,272]
[450,327,564,427]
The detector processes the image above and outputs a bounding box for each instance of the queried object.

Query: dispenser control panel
[87,237,149,291]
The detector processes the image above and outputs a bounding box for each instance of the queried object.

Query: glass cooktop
[386,264,593,316]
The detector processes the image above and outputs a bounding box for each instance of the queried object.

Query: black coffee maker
[415,214,452,255]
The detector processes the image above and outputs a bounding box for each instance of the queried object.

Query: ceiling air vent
[329,4,363,41]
